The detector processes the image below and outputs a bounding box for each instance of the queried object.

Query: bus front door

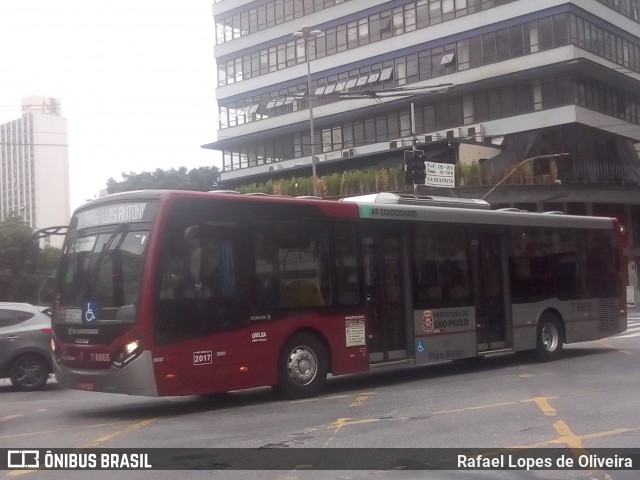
[471,232,510,352]
[362,227,406,363]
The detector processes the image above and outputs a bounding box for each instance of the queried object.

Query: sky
[0,0,220,212]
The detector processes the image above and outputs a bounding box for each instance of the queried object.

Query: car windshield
[55,226,150,324]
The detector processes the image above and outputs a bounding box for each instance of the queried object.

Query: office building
[0,96,70,247]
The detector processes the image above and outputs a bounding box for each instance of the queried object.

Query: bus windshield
[55,226,150,325]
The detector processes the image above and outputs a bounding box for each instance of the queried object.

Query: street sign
[425,161,455,187]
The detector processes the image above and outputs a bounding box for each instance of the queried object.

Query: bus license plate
[77,381,95,391]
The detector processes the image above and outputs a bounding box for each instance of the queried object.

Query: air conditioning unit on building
[389,139,408,149]
[465,124,485,141]
[429,131,447,140]
[342,148,355,158]
[445,128,462,139]
[324,150,343,160]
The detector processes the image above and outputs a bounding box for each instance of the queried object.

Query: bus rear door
[470,231,511,352]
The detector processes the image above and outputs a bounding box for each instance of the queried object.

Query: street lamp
[293,26,323,196]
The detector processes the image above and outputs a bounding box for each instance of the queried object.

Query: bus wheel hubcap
[542,323,558,351]
[287,346,318,386]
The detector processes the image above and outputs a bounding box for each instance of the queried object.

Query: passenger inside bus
[414,260,468,304]
[284,279,324,308]
[443,263,468,300]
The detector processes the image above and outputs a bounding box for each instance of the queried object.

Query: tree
[106,166,221,194]
[35,246,61,305]
[0,218,61,304]
[0,217,38,302]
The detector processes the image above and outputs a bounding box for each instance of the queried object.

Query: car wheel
[9,353,50,391]
[536,314,564,362]
[277,333,328,399]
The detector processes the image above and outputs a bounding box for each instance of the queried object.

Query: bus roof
[74,190,616,231]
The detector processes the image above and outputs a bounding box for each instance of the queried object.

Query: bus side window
[275,220,331,309]
[334,224,361,306]
[413,226,470,307]
[413,226,469,306]
[415,261,441,301]
[186,227,203,296]
[250,224,281,311]
[159,233,189,299]
[155,224,243,343]
[248,220,332,312]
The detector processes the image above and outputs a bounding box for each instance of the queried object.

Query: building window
[217,1,521,85]
[221,71,639,173]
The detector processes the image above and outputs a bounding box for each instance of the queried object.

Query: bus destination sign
[76,202,157,228]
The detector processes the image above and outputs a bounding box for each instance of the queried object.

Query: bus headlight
[112,340,141,368]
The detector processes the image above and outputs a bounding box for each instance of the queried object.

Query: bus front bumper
[54,350,159,396]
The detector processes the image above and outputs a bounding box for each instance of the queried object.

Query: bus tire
[535,314,564,362]
[277,333,328,399]
[9,353,50,391]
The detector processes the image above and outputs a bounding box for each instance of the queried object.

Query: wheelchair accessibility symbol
[416,340,425,353]
[82,301,98,324]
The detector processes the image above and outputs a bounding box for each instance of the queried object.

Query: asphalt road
[1,307,639,480]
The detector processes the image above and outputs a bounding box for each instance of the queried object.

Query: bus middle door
[362,226,406,364]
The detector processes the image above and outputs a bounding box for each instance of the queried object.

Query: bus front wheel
[277,333,328,399]
[536,314,564,362]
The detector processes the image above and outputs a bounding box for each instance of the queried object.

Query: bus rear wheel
[277,333,328,399]
[536,314,564,362]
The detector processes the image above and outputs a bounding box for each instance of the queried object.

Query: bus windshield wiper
[87,224,130,298]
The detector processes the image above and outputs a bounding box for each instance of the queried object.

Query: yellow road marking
[0,415,23,422]
[540,424,640,446]
[580,426,638,441]
[82,418,157,448]
[0,431,53,440]
[522,397,620,480]
[291,394,350,404]
[82,421,128,429]
[528,396,557,416]
[349,393,373,407]
[329,417,380,434]
[6,418,158,477]
[552,420,584,450]
[437,401,516,414]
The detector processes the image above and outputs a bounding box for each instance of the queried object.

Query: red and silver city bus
[50,190,626,398]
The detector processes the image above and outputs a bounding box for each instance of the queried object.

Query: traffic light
[413,149,426,184]
[404,149,426,185]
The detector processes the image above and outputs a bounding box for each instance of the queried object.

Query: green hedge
[237,167,404,197]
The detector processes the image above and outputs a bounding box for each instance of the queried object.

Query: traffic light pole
[403,149,426,188]
[411,103,417,194]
